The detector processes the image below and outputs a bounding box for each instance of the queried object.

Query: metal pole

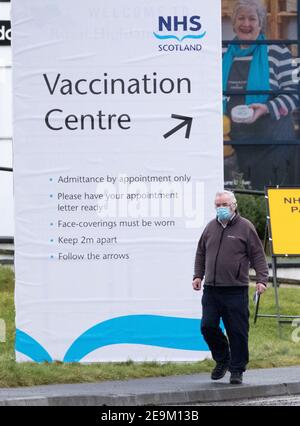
[272,256,282,338]
[223,39,298,45]
[0,237,14,244]
[257,314,300,319]
[263,222,268,252]
[225,188,264,196]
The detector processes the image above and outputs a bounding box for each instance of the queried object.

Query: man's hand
[248,103,269,124]
[192,278,202,291]
[256,283,267,295]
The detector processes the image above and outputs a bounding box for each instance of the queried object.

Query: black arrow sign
[163,114,193,140]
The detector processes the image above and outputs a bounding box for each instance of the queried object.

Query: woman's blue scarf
[223,34,270,112]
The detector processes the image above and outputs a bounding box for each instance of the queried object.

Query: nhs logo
[154,15,206,42]
[153,15,206,52]
[159,16,202,33]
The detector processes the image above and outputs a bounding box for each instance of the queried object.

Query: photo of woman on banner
[223,0,300,189]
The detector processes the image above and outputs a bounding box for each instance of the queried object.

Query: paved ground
[1,366,300,406]
[194,395,300,406]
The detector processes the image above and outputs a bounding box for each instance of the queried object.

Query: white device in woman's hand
[231,105,254,124]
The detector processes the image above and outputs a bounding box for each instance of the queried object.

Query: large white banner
[0,1,13,237]
[12,0,223,362]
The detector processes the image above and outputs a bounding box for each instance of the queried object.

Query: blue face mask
[216,207,232,222]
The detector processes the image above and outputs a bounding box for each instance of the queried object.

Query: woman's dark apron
[225,56,300,190]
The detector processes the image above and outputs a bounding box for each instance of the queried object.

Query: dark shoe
[230,372,243,385]
[211,362,229,380]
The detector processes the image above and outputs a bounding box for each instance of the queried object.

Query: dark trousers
[201,286,249,373]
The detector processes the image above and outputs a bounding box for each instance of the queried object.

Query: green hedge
[236,193,267,240]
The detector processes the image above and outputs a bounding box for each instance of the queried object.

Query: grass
[0,266,300,387]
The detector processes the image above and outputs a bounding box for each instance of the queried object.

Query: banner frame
[254,186,300,335]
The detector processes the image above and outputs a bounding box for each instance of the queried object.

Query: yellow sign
[267,188,300,255]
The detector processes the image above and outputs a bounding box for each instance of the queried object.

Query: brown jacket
[194,213,268,287]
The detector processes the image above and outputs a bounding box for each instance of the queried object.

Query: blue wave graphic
[181,32,207,41]
[153,31,206,42]
[153,33,182,41]
[64,315,208,362]
[15,329,53,363]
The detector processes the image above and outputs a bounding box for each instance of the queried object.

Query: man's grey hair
[232,0,267,30]
[216,190,237,207]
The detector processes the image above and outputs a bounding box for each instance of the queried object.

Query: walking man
[193,190,268,384]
